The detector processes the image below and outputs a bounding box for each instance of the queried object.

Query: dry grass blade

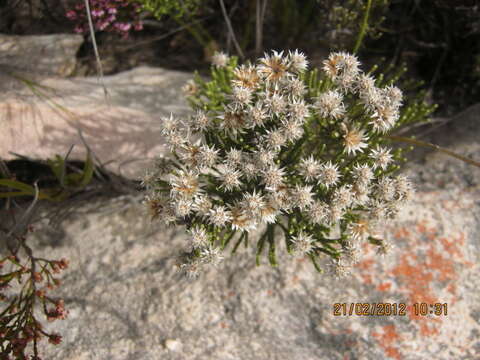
[84,0,110,103]
[219,0,244,59]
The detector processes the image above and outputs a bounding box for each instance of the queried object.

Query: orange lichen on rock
[371,324,402,360]
[377,282,392,292]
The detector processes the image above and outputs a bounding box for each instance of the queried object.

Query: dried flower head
[258,50,289,83]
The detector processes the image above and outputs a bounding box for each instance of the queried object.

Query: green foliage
[136,0,202,20]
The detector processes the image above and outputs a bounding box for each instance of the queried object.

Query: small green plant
[137,0,202,20]
[0,150,94,203]
[136,0,211,47]
[142,50,436,277]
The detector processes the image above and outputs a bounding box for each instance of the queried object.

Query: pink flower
[91,9,105,17]
[65,10,77,20]
[74,24,85,34]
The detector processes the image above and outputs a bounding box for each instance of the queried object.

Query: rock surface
[10,104,479,359]
[0,66,192,178]
[0,33,83,77]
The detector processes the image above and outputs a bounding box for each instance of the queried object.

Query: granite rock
[0,66,192,178]
[13,104,479,359]
[0,33,83,77]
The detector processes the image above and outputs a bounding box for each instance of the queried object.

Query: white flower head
[242,190,265,216]
[352,163,374,186]
[217,108,248,136]
[281,119,304,142]
[315,90,345,120]
[370,104,399,133]
[247,102,269,128]
[193,195,213,216]
[293,184,314,210]
[179,142,201,168]
[209,205,232,227]
[332,184,354,209]
[230,86,253,109]
[241,161,259,181]
[309,201,329,225]
[394,175,414,203]
[182,79,198,96]
[264,91,287,115]
[200,246,224,266]
[190,110,210,132]
[211,51,229,67]
[299,155,321,182]
[216,164,242,192]
[360,86,383,113]
[225,148,244,167]
[327,205,344,225]
[161,113,182,135]
[335,72,357,93]
[319,161,340,188]
[261,164,286,190]
[346,218,373,243]
[288,49,309,73]
[376,239,394,257]
[342,243,362,265]
[258,50,289,83]
[255,147,277,170]
[165,130,187,150]
[288,98,310,122]
[230,204,257,232]
[322,52,360,83]
[370,146,393,170]
[341,121,369,155]
[232,64,260,89]
[383,85,403,109]
[351,182,370,205]
[170,170,201,199]
[266,187,291,212]
[263,128,286,150]
[198,144,219,170]
[290,231,315,257]
[188,227,209,249]
[375,176,396,202]
[174,198,194,217]
[259,201,279,224]
[355,73,376,96]
[368,200,389,220]
[329,260,352,278]
[285,77,307,97]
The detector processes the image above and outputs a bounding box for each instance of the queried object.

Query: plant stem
[353,0,373,54]
[387,135,480,168]
[219,0,245,59]
[84,0,109,101]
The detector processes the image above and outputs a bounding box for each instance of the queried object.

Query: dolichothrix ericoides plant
[142,50,417,278]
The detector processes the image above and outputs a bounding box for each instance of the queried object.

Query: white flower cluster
[145,50,414,276]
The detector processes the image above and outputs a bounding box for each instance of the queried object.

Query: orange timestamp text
[333,303,448,316]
